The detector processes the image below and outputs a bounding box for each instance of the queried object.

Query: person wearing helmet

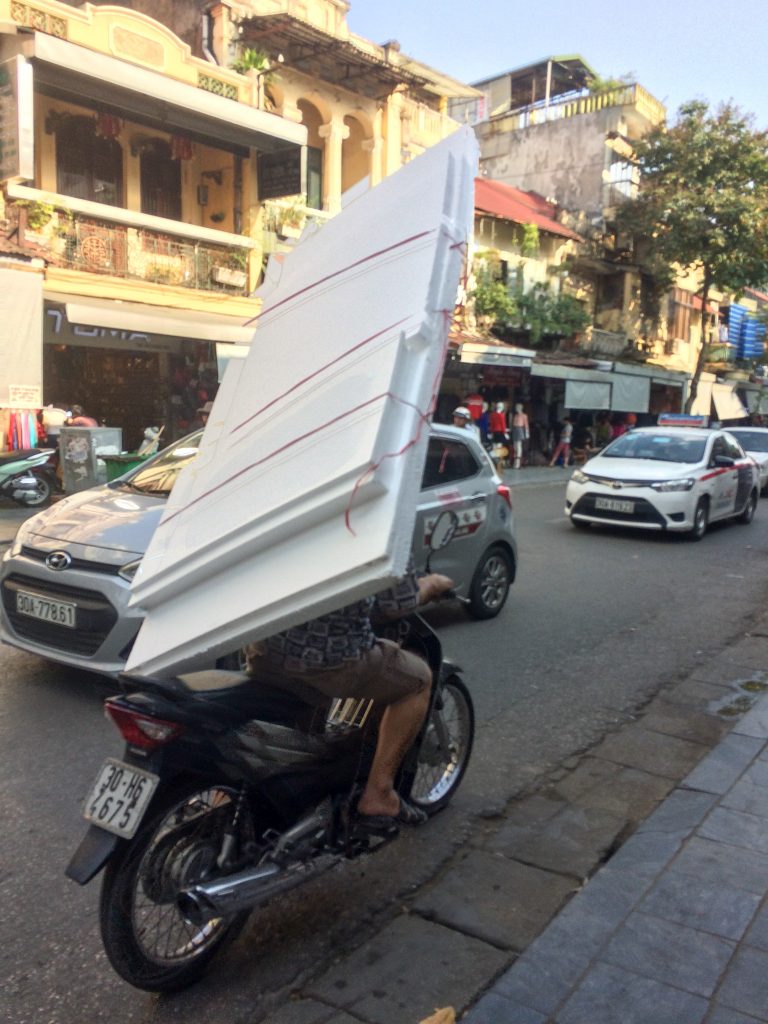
[452,405,481,441]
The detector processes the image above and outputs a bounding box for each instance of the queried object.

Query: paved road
[2,483,768,1023]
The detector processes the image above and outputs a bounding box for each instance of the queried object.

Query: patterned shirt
[262,566,420,673]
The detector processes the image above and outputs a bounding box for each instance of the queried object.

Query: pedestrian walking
[549,416,573,467]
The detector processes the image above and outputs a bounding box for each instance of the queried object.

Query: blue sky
[347,0,768,128]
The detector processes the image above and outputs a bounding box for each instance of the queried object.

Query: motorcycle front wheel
[100,781,255,992]
[16,472,52,507]
[407,675,474,812]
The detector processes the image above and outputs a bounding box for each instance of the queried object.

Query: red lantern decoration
[95,113,122,139]
[172,134,194,161]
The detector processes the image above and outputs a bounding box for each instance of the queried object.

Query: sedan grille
[572,493,667,527]
[21,545,123,576]
[1,573,118,655]
[581,475,651,489]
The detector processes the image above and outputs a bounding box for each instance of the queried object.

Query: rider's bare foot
[357,788,400,818]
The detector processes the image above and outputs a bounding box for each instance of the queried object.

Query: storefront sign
[258,147,304,200]
[0,56,34,182]
[8,384,41,407]
[44,303,182,354]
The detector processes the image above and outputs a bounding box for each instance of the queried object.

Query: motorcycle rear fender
[65,824,122,884]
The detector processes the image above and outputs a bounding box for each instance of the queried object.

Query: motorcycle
[0,447,58,507]
[66,510,474,992]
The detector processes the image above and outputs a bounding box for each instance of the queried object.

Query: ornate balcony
[9,200,251,295]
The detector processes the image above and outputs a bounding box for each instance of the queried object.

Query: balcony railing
[487,83,666,134]
[400,97,461,147]
[12,202,251,294]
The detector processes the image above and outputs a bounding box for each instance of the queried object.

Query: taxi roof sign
[657,413,709,428]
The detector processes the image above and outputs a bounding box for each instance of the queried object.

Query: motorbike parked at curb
[66,510,474,992]
[0,447,58,507]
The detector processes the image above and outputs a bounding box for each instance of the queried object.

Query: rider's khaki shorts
[247,638,430,705]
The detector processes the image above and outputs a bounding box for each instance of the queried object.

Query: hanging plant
[521,223,540,257]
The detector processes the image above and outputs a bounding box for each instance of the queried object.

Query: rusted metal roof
[238,13,430,97]
[474,178,582,241]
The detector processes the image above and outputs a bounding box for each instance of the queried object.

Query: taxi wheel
[739,489,758,525]
[690,498,709,541]
[468,546,513,619]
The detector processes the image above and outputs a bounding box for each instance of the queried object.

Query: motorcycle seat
[0,448,42,462]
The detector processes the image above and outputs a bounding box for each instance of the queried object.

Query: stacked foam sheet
[125,127,478,677]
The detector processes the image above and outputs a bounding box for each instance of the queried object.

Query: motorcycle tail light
[497,484,513,510]
[104,702,185,750]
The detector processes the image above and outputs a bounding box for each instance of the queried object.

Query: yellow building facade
[0,0,474,447]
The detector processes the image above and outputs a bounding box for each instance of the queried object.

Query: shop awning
[712,383,748,420]
[611,373,650,413]
[460,340,536,368]
[565,380,610,410]
[49,294,257,345]
[29,34,306,156]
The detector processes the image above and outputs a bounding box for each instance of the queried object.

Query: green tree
[471,257,517,326]
[618,101,768,411]
[516,283,591,343]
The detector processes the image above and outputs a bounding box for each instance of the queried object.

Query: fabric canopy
[0,269,43,408]
[611,374,650,413]
[565,380,610,410]
[712,383,748,420]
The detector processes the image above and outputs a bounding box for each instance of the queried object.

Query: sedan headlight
[118,558,142,582]
[650,478,695,492]
[571,469,590,484]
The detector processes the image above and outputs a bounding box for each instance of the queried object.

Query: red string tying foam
[230,316,410,437]
[160,391,398,530]
[243,229,436,328]
[342,310,455,535]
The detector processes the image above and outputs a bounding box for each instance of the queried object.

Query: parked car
[565,426,759,540]
[722,427,768,495]
[0,424,516,676]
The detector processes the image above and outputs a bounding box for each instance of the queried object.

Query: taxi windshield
[117,433,203,495]
[603,433,706,463]
[729,431,768,453]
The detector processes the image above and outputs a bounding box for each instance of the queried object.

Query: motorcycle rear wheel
[100,781,254,992]
[407,675,474,812]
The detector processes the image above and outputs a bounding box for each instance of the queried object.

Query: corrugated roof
[474,178,582,241]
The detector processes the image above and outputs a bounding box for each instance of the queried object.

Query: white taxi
[565,426,759,540]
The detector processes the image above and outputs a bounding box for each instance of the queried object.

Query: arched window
[140,138,182,220]
[56,116,123,206]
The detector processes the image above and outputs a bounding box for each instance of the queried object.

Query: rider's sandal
[353,797,428,836]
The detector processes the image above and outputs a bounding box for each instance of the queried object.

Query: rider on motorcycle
[245,561,453,832]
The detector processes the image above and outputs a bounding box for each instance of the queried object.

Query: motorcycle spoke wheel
[409,677,474,811]
[100,784,253,991]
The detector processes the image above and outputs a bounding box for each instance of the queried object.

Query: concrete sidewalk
[465,690,768,1024]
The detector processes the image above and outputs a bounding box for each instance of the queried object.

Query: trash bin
[59,427,123,493]
[102,453,152,482]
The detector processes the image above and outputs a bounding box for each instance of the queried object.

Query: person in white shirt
[550,417,573,467]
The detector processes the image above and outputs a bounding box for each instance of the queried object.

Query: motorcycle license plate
[16,590,76,628]
[84,758,159,839]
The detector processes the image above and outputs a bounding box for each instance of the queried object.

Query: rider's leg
[357,683,430,818]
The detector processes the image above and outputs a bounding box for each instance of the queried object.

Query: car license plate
[15,590,76,628]
[595,497,635,514]
[84,758,159,839]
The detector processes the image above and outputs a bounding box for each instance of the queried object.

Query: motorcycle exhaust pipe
[178,802,337,926]
[178,859,324,925]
